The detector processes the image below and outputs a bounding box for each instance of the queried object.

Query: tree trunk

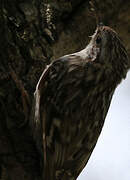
[0,0,130,179]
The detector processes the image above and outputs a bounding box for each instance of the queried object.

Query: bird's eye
[96,37,101,44]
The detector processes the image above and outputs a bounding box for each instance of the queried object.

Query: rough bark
[0,0,130,179]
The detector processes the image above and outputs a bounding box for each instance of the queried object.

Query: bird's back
[38,55,114,179]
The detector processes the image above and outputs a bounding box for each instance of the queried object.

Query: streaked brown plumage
[32,25,129,180]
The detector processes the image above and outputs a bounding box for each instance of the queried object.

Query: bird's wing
[32,55,109,179]
[31,63,52,153]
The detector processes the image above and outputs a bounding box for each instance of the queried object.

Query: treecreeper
[31,25,130,180]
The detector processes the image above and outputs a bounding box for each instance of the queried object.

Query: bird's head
[87,25,130,78]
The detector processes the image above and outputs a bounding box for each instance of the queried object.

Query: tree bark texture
[0,0,130,179]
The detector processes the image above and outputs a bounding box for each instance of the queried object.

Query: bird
[31,25,129,180]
